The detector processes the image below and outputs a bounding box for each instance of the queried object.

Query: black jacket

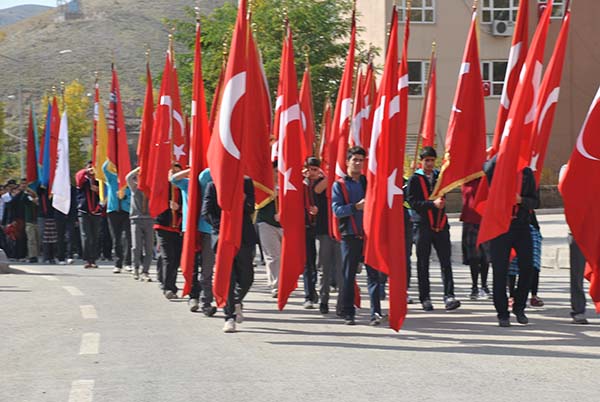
[407,169,448,231]
[483,155,538,227]
[202,177,257,247]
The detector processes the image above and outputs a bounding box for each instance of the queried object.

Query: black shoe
[514,311,529,325]
[498,318,511,327]
[202,305,217,317]
[469,288,479,300]
[319,303,329,314]
[343,316,355,325]
[422,299,434,311]
[28,257,38,263]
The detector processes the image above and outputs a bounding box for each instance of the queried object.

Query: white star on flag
[387,168,403,209]
[284,167,297,194]
[173,143,186,161]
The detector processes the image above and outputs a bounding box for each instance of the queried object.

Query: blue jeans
[366,265,386,317]
[340,236,363,318]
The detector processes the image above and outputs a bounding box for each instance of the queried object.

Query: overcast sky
[0,1,57,10]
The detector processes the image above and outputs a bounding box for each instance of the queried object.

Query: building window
[481,0,520,24]
[400,0,435,24]
[408,60,430,96]
[538,0,565,19]
[482,61,508,96]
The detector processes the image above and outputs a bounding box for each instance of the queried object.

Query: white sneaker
[58,260,67,265]
[112,267,121,274]
[234,303,244,324]
[303,300,314,309]
[67,258,74,264]
[223,318,236,333]
[141,273,152,282]
[125,266,133,272]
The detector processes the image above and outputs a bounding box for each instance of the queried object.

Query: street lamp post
[1,53,25,178]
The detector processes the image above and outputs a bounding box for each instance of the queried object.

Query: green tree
[64,80,91,176]
[167,0,375,126]
[0,101,20,182]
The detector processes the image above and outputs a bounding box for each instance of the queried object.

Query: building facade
[356,0,598,184]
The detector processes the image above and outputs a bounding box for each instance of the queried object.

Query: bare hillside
[0,0,227,130]
[0,4,53,27]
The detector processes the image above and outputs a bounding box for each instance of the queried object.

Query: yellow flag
[94,103,109,202]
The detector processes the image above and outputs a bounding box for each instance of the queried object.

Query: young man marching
[407,146,461,312]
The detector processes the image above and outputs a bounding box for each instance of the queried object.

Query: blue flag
[40,102,52,188]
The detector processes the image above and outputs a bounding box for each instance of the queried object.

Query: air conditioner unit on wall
[492,20,514,36]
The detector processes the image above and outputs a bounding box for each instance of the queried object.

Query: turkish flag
[559,86,600,312]
[181,19,211,298]
[431,9,486,199]
[170,57,188,168]
[276,24,307,310]
[420,49,437,148]
[26,108,38,185]
[271,36,286,162]
[148,52,174,218]
[478,2,552,246]
[209,62,226,134]
[528,10,571,185]
[300,64,315,158]
[207,0,248,307]
[361,62,377,151]
[490,0,529,158]
[364,5,407,331]
[137,63,154,197]
[108,65,132,196]
[328,12,356,241]
[245,29,275,209]
[350,70,364,148]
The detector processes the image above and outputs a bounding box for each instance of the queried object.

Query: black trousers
[416,225,455,302]
[55,219,68,262]
[569,234,587,317]
[340,236,363,318]
[224,244,255,320]
[107,211,132,268]
[490,224,533,319]
[303,228,318,302]
[78,213,101,264]
[156,229,182,293]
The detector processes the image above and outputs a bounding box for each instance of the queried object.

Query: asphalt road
[2,256,599,402]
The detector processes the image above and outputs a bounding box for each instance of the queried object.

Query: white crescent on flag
[339,98,353,129]
[576,89,600,161]
[501,42,522,109]
[278,103,301,173]
[219,72,246,160]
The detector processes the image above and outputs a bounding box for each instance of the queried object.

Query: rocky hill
[0,4,53,27]
[0,0,228,132]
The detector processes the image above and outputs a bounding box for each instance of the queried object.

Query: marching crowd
[0,145,592,332]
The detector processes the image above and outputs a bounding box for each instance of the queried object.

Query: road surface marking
[63,286,83,296]
[68,380,94,402]
[41,275,59,281]
[80,305,98,319]
[79,333,100,355]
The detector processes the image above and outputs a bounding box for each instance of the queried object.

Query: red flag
[170,56,188,168]
[300,63,316,157]
[361,62,376,151]
[108,65,132,195]
[560,86,600,312]
[148,52,174,217]
[209,61,226,134]
[327,10,356,241]
[92,77,99,166]
[431,9,486,198]
[26,108,38,184]
[207,0,248,307]
[478,1,553,246]
[529,10,571,185]
[181,18,211,297]
[364,5,407,331]
[49,97,60,190]
[245,26,275,209]
[420,47,437,148]
[318,97,332,172]
[276,24,307,310]
[137,63,154,196]
[490,0,529,158]
[350,70,365,148]
[271,35,286,162]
